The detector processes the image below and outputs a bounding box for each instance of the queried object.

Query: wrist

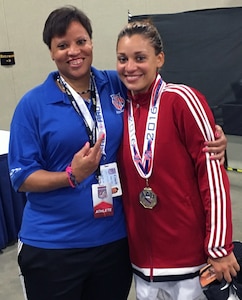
[65,165,79,188]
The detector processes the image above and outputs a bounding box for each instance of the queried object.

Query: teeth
[69,59,82,65]
[126,75,140,80]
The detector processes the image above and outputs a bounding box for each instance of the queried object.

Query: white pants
[134,274,207,300]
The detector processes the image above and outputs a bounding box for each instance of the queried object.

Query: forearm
[19,169,70,192]
[18,135,103,193]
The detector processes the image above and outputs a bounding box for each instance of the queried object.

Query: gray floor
[226,135,242,170]
[0,136,241,300]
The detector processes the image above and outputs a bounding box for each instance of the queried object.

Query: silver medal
[139,187,157,209]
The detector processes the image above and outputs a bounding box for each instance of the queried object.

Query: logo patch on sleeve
[111,93,125,113]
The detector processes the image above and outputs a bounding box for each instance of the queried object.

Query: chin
[124,81,139,91]
[129,85,145,94]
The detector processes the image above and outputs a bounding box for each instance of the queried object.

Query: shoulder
[18,71,60,105]
[91,67,126,91]
[163,83,208,107]
[91,66,118,79]
[161,82,213,120]
[13,71,62,117]
[164,83,204,98]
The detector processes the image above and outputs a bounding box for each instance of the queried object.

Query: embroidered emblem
[111,93,125,112]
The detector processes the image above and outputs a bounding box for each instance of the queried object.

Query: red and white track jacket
[119,81,233,282]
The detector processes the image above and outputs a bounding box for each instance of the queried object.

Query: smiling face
[50,21,93,85]
[116,34,164,95]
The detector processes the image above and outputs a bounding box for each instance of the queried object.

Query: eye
[77,38,87,46]
[57,43,68,50]
[136,55,146,62]
[117,55,127,64]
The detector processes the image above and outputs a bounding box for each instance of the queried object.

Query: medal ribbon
[128,74,166,179]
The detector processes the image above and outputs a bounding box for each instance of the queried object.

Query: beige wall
[0,0,241,130]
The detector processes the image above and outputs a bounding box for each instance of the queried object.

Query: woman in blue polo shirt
[8,6,132,300]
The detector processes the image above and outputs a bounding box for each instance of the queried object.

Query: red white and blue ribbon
[128,74,166,179]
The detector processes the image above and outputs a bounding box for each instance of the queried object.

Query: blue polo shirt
[8,67,128,249]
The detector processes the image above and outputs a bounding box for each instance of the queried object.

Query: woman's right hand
[19,134,104,193]
[70,134,104,183]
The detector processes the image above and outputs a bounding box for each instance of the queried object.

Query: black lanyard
[56,74,101,181]
[57,74,97,147]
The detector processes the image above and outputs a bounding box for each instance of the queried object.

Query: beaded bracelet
[65,165,79,188]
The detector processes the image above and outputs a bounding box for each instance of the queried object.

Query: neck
[128,74,159,100]
[60,73,91,94]
[128,79,156,104]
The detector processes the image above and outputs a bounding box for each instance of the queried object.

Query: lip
[67,58,84,67]
[124,74,142,83]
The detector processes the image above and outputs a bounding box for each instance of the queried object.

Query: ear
[157,52,165,69]
[50,50,55,61]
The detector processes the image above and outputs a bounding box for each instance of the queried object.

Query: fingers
[203,125,227,165]
[208,150,225,162]
[208,252,240,283]
[222,272,232,283]
[75,134,104,161]
[80,141,91,156]
[203,125,227,150]
[214,124,223,138]
[203,141,224,153]
[70,135,104,182]
[204,139,224,149]
[218,156,225,166]
[203,144,224,153]
[222,263,239,282]
[91,133,104,158]
[203,145,225,165]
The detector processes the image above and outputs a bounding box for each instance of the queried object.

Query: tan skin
[116,33,239,283]
[204,125,227,165]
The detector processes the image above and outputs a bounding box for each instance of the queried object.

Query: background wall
[0,0,242,130]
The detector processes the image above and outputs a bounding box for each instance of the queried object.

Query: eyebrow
[117,50,147,55]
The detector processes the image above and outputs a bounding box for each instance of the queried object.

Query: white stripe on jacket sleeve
[164,84,228,258]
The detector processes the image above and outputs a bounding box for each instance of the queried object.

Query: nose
[68,43,81,56]
[125,59,137,72]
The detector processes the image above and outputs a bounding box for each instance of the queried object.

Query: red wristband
[65,165,79,188]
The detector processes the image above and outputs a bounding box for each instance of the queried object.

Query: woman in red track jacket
[116,20,240,300]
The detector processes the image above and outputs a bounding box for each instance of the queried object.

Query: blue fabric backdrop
[0,154,26,251]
